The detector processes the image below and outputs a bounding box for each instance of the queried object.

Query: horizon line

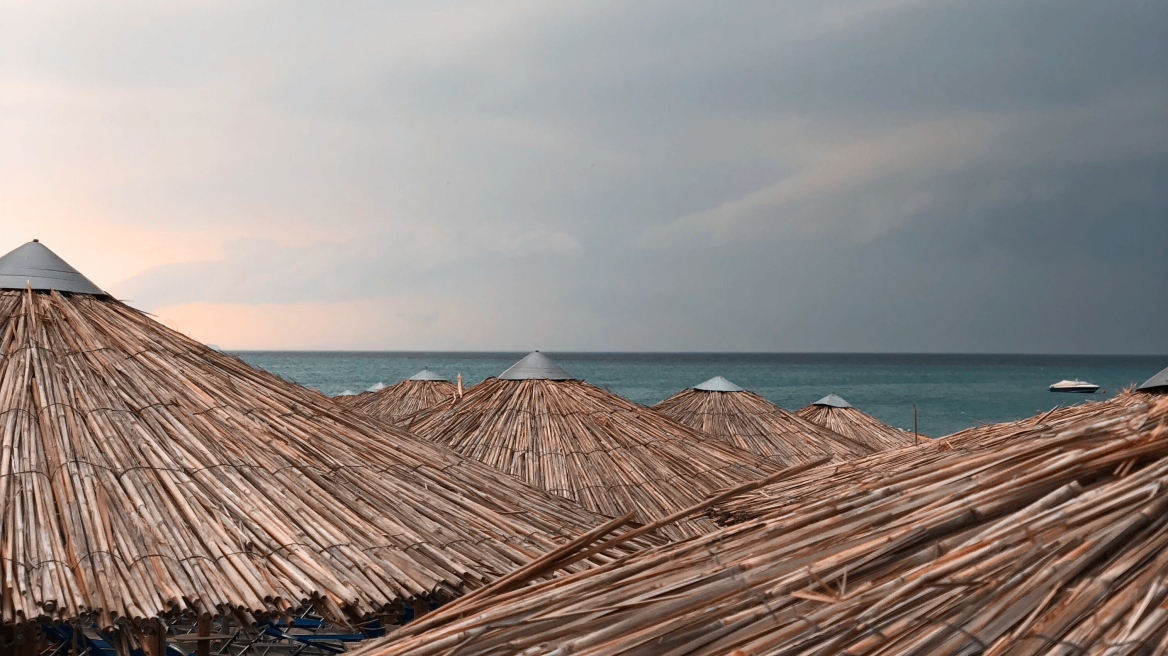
[225,349,1168,358]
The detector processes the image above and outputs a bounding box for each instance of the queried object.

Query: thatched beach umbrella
[796,393,920,449]
[653,377,878,466]
[0,242,648,640]
[354,389,1168,656]
[338,369,459,425]
[406,353,779,539]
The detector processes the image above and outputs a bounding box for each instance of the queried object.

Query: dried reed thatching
[653,377,880,466]
[338,370,458,425]
[0,243,653,634]
[356,391,1168,656]
[795,393,921,449]
[929,390,1157,450]
[406,354,780,540]
[720,393,1133,523]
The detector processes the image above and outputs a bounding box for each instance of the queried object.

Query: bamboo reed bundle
[654,383,878,466]
[353,392,1168,656]
[0,288,654,634]
[720,393,1132,523]
[935,389,1152,445]
[338,376,458,426]
[406,372,780,540]
[795,395,921,449]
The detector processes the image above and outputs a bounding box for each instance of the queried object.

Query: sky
[1,0,1165,353]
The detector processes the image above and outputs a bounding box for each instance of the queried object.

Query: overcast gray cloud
[2,0,1165,352]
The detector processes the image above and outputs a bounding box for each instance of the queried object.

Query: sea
[233,352,1165,438]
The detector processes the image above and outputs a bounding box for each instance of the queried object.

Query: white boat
[1049,379,1100,393]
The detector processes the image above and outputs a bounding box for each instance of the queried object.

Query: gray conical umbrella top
[812,394,852,408]
[409,369,448,381]
[1138,366,1168,392]
[694,376,744,392]
[499,352,573,380]
[0,241,105,295]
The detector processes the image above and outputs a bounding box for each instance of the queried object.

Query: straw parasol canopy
[337,369,459,425]
[405,353,779,540]
[653,377,881,466]
[0,242,649,633]
[355,389,1168,656]
[795,393,921,449]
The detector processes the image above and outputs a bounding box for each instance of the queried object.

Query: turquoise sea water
[234,352,1165,437]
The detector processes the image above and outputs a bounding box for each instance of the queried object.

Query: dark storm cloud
[7,0,1165,352]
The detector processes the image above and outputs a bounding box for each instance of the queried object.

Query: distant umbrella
[337,369,458,425]
[654,378,880,465]
[406,352,779,540]
[795,394,921,449]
